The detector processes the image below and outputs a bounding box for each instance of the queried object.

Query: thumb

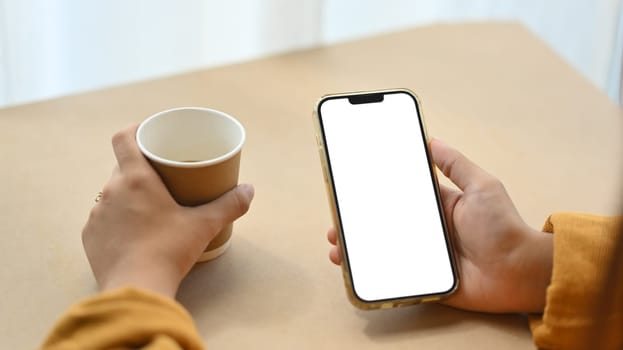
[192,184,255,237]
[438,183,460,232]
[430,138,492,191]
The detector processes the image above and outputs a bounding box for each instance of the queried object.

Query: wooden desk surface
[1,22,621,349]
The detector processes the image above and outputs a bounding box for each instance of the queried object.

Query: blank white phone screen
[320,92,455,302]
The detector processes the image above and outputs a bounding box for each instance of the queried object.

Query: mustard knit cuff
[529,213,622,349]
[41,287,204,350]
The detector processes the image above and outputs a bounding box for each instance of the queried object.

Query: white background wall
[1,0,622,107]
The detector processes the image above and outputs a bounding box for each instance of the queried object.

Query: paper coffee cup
[136,107,245,262]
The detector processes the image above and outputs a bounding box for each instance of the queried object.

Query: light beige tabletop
[1,22,621,349]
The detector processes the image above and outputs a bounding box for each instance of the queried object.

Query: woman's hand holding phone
[328,139,553,314]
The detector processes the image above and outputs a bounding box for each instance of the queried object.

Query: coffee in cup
[136,107,245,262]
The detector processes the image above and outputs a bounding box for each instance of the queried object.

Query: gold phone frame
[313,88,459,310]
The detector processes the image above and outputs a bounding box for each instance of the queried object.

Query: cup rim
[136,106,246,168]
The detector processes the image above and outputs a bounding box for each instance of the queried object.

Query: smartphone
[314,89,459,309]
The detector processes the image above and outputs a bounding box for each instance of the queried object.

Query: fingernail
[430,137,442,144]
[239,184,255,201]
[430,137,447,149]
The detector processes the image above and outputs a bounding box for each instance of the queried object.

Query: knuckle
[232,189,251,215]
[101,182,114,197]
[479,176,504,192]
[441,156,460,179]
[111,129,126,147]
[124,171,149,190]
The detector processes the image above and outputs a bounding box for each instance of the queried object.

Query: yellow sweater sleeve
[40,288,205,350]
[529,213,623,350]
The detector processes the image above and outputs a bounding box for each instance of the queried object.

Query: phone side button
[321,165,329,183]
[421,296,441,303]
